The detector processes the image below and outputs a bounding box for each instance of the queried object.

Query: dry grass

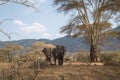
[0,62,120,80]
[64,62,104,66]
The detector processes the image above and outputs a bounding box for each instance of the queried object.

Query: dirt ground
[0,62,120,80]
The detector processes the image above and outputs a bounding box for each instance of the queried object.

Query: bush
[29,59,48,69]
[72,51,89,62]
[0,53,6,62]
[100,52,120,66]
[64,52,72,62]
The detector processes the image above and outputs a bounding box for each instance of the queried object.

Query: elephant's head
[42,48,52,59]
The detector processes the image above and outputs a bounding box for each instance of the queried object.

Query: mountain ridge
[0,26,120,52]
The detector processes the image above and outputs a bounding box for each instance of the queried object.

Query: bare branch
[0,0,38,11]
[0,19,12,26]
[0,29,11,39]
[0,19,12,40]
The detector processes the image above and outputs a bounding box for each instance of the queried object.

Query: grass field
[0,62,120,80]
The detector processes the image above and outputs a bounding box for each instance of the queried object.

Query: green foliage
[100,52,120,66]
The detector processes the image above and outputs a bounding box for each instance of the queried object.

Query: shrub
[64,52,72,62]
[100,51,120,66]
[72,51,89,62]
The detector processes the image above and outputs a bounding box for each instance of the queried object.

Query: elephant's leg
[48,58,52,65]
[60,59,61,65]
[58,56,61,65]
[49,59,52,65]
[59,57,63,65]
[54,57,56,65]
[58,58,61,65]
[61,57,64,65]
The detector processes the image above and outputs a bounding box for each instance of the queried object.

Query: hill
[0,26,120,52]
[0,37,89,52]
[112,25,120,33]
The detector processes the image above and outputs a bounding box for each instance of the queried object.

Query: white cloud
[56,33,66,37]
[42,33,66,40]
[54,33,66,39]
[22,22,47,33]
[30,0,46,4]
[13,19,66,40]
[43,33,53,37]
[14,20,25,26]
[14,20,47,33]
[38,0,46,3]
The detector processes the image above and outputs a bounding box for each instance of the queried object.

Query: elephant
[42,48,52,65]
[42,45,66,66]
[52,45,66,65]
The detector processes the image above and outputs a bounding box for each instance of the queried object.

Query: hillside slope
[0,26,120,52]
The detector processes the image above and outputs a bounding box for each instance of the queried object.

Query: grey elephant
[42,48,52,65]
[52,45,66,65]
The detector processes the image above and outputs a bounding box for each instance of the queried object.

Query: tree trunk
[90,44,97,62]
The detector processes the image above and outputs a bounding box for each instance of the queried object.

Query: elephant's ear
[61,45,66,52]
[64,47,66,52]
[42,48,46,53]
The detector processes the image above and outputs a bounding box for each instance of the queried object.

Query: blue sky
[0,0,69,41]
[0,0,119,41]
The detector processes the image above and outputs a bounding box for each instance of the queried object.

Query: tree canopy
[53,0,120,62]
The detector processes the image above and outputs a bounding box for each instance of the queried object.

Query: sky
[0,0,119,41]
[0,0,70,41]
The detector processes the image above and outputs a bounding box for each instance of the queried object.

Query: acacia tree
[29,42,55,69]
[53,0,120,62]
[24,41,55,61]
[0,44,24,62]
